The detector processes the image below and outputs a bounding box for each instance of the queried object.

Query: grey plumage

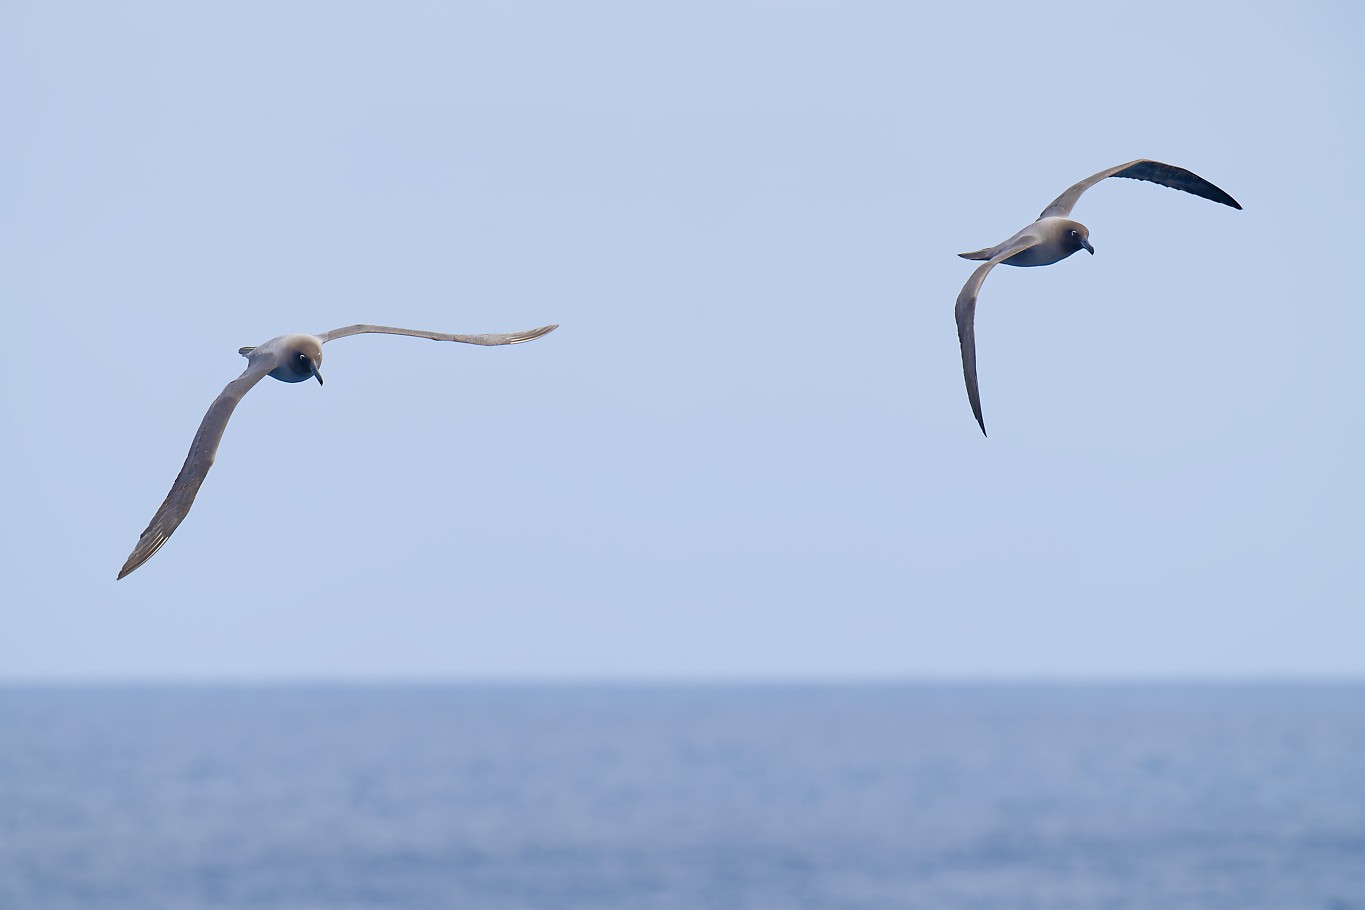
[955,158,1241,436]
[1037,160,1242,220]
[117,322,557,579]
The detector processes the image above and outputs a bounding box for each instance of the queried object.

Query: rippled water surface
[2,684,1362,909]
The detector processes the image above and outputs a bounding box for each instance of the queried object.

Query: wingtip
[117,551,144,579]
[1214,191,1243,211]
[117,531,169,580]
[515,324,559,343]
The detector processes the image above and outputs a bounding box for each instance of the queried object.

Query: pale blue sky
[1,2,1360,680]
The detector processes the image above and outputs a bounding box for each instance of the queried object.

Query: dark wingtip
[1200,182,1242,211]
[1213,191,1243,211]
[1115,160,1243,212]
[117,550,144,579]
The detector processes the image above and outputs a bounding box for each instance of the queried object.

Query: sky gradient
[1,2,1361,680]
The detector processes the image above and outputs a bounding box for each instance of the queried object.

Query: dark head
[1063,222,1094,256]
[269,337,324,385]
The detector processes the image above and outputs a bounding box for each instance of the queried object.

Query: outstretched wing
[316,324,559,345]
[1038,159,1242,220]
[118,363,273,579]
[956,236,1043,436]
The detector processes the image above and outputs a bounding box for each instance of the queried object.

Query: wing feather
[117,364,273,579]
[956,236,1043,436]
[316,324,558,345]
[1038,159,1242,219]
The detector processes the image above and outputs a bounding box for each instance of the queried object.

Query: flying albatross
[955,159,1241,435]
[117,322,558,579]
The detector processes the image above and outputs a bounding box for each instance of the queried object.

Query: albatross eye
[1068,230,1079,239]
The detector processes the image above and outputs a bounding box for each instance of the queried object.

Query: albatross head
[269,336,325,385]
[1062,221,1094,256]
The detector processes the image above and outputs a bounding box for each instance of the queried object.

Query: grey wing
[316,323,559,345]
[117,364,272,579]
[1038,159,1242,219]
[956,236,1043,436]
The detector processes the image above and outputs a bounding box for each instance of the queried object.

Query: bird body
[954,159,1241,435]
[117,322,557,579]
[958,217,1093,267]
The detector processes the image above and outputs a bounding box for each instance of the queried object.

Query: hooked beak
[311,364,324,386]
[1081,238,1095,255]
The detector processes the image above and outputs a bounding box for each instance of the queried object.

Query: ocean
[1,684,1362,909]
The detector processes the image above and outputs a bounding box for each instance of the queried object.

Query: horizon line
[2,673,1363,688]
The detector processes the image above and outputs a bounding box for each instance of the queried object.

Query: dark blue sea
[1,684,1362,909]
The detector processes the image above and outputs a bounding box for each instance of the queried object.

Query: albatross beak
[311,365,324,386]
[1081,238,1095,255]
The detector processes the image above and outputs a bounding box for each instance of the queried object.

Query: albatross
[955,159,1241,435]
[118,322,558,579]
